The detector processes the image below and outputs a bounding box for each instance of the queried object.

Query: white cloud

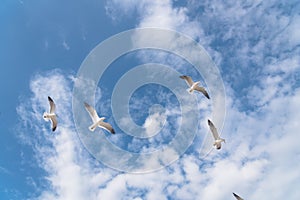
[286,14,300,45]
[142,109,167,137]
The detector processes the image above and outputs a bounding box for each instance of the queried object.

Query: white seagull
[43,96,57,132]
[179,75,210,99]
[233,192,244,200]
[84,102,115,134]
[208,119,225,150]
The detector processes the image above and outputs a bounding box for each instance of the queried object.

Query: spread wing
[233,193,244,200]
[84,102,100,123]
[99,121,115,134]
[48,96,56,114]
[180,75,194,87]
[208,119,220,140]
[50,116,57,132]
[194,86,210,99]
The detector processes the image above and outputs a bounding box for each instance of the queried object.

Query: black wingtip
[84,102,89,107]
[206,94,210,99]
[179,75,185,79]
[111,129,115,134]
[48,96,53,102]
[208,119,212,125]
[233,193,238,198]
[233,193,241,199]
[52,126,57,132]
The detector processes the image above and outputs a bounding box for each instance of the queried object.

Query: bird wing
[84,102,100,123]
[179,75,194,87]
[48,96,56,114]
[208,119,220,140]
[50,116,57,132]
[194,86,210,99]
[99,121,115,134]
[233,193,244,200]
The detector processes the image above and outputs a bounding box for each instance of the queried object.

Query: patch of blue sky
[98,49,202,87]
[133,49,205,77]
[124,185,148,199]
[128,84,178,124]
[93,47,209,154]
[172,0,187,8]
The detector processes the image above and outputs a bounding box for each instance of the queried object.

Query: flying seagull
[179,75,210,99]
[84,102,115,134]
[208,119,225,150]
[43,96,57,131]
[233,192,244,200]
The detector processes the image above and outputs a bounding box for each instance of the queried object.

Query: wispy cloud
[0,166,11,175]
[62,40,70,51]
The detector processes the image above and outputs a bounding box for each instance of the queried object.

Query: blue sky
[1,0,300,199]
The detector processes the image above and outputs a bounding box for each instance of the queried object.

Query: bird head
[43,112,49,121]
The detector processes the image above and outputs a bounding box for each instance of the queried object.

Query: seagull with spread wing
[233,192,244,200]
[84,102,115,134]
[208,119,225,150]
[43,96,57,132]
[179,75,210,99]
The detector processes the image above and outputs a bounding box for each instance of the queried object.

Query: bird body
[188,81,201,93]
[88,117,105,132]
[43,112,56,119]
[84,102,115,134]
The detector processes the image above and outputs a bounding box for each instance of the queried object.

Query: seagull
[84,102,115,134]
[208,119,225,150]
[179,75,210,99]
[233,192,244,200]
[43,96,57,132]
